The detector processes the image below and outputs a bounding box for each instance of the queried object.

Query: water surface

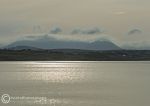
[0,61,150,106]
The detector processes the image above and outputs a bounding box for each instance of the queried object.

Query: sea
[0,61,150,106]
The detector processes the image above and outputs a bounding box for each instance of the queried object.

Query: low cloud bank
[71,27,104,35]
[127,29,142,35]
[49,26,62,34]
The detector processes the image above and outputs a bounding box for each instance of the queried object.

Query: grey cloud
[71,27,104,35]
[25,34,57,41]
[26,35,36,39]
[50,26,62,34]
[71,28,82,35]
[128,29,142,35]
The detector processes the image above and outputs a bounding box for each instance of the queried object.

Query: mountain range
[5,35,121,50]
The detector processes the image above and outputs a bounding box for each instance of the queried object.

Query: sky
[0,0,150,48]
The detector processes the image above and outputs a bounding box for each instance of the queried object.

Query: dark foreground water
[0,61,150,106]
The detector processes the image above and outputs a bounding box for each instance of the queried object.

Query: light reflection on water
[0,62,150,106]
[0,62,92,83]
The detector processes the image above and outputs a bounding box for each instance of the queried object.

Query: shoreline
[0,49,150,61]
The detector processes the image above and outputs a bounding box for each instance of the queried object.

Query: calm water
[0,62,150,106]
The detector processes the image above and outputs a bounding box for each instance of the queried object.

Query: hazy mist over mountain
[5,34,121,50]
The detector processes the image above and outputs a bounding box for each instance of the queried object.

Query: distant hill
[6,46,42,50]
[5,36,121,50]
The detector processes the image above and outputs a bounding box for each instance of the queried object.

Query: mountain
[6,46,42,50]
[5,36,121,50]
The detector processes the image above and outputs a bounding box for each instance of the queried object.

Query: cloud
[23,32,113,44]
[20,26,109,44]
[71,27,104,35]
[114,11,126,15]
[127,29,142,35]
[26,35,36,39]
[49,26,62,34]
